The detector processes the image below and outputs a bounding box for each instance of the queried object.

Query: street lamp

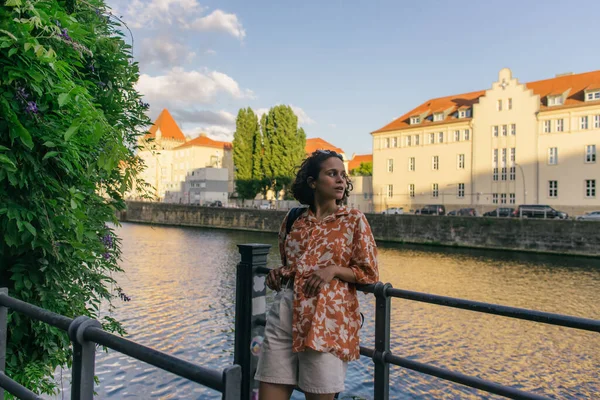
[515,163,526,204]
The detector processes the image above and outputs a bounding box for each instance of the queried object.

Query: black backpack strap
[282,207,304,266]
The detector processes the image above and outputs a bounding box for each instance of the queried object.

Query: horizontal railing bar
[360,347,548,400]
[83,327,226,392]
[0,294,72,331]
[255,266,271,275]
[385,288,600,332]
[355,284,600,333]
[0,372,43,400]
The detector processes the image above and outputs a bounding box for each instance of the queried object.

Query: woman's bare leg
[258,382,294,400]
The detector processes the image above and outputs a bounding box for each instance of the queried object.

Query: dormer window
[458,109,471,118]
[548,95,564,106]
[410,116,421,125]
[586,90,600,101]
[433,113,444,122]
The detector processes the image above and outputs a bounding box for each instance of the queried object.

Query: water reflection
[49,223,599,399]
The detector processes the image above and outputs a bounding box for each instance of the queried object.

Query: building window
[458,109,471,118]
[509,193,515,204]
[586,91,600,101]
[497,99,503,111]
[511,124,516,136]
[548,147,558,165]
[433,113,444,122]
[543,120,551,133]
[409,184,415,198]
[390,137,397,148]
[548,181,558,198]
[509,167,516,181]
[415,135,420,145]
[454,130,460,142]
[386,184,393,198]
[586,145,597,163]
[595,115,600,129]
[501,148,507,168]
[429,133,435,144]
[457,154,465,169]
[492,193,498,204]
[493,126,499,137]
[384,138,390,148]
[500,193,507,204]
[408,157,415,171]
[510,147,516,165]
[548,96,563,106]
[493,168,499,181]
[432,183,439,198]
[464,129,470,140]
[432,156,439,170]
[502,125,507,136]
[508,98,513,110]
[501,167,507,181]
[410,116,420,124]
[586,179,596,198]
[458,183,465,198]
[438,132,444,143]
[556,119,564,132]
[387,159,394,172]
[406,136,412,146]
[581,116,589,130]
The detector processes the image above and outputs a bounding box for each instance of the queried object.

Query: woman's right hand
[266,268,282,291]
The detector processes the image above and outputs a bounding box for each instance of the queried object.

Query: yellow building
[136,109,233,201]
[371,68,600,215]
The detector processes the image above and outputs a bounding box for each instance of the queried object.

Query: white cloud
[172,109,235,126]
[184,125,234,142]
[139,37,196,69]
[254,105,315,126]
[205,49,217,55]
[328,123,337,128]
[121,0,203,28]
[190,10,246,40]
[136,67,254,108]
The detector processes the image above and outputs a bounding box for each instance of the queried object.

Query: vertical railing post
[373,282,391,400]
[222,364,242,400]
[234,244,271,400]
[0,288,8,400]
[69,316,102,400]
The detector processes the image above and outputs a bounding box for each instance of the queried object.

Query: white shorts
[255,288,348,394]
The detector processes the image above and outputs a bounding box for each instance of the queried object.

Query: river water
[50,222,600,399]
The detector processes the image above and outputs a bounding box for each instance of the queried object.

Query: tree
[0,0,149,394]
[232,108,261,199]
[351,162,373,176]
[261,105,306,198]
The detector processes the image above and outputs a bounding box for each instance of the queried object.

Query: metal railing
[234,244,600,400]
[0,288,241,400]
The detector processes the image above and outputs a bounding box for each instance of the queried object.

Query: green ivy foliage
[0,0,150,394]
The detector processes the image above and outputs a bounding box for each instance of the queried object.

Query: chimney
[555,72,573,78]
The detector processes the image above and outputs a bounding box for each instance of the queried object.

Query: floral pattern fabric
[278,206,379,361]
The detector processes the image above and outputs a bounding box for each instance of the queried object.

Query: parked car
[208,200,223,207]
[483,207,515,217]
[511,205,568,219]
[577,211,600,221]
[456,208,479,217]
[259,203,271,210]
[418,204,446,216]
[446,210,457,216]
[382,207,404,215]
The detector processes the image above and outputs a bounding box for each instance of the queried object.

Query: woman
[255,150,379,400]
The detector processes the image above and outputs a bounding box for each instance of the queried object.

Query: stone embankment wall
[121,202,600,257]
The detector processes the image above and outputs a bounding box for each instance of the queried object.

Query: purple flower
[98,81,106,88]
[60,28,71,41]
[103,252,111,260]
[88,63,95,72]
[101,234,113,248]
[25,101,38,114]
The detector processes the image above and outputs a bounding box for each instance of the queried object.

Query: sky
[106,0,600,157]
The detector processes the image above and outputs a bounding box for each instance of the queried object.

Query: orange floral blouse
[278,206,379,362]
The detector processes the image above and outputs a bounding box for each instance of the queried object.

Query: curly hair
[291,150,353,207]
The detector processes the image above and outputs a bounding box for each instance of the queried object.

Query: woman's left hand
[303,266,338,297]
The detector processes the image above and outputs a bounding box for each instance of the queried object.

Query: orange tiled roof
[176,134,232,150]
[145,109,186,141]
[348,154,373,171]
[305,138,344,155]
[373,69,600,134]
